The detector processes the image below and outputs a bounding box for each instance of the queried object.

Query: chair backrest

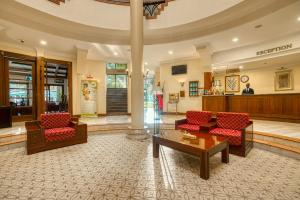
[186,111,212,125]
[216,112,249,130]
[41,112,71,129]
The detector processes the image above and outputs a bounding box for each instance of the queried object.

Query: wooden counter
[202,93,300,123]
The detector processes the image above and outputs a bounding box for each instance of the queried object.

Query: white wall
[160,58,210,113]
[75,60,107,115]
[214,65,300,95]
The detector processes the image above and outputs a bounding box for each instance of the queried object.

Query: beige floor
[0,133,299,200]
[0,115,299,139]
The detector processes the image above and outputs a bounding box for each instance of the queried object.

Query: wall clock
[241,75,249,83]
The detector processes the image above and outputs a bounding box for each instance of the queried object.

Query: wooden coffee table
[152,130,229,180]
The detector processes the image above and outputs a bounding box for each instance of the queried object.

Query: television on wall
[172,65,187,75]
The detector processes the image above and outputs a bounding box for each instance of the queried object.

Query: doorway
[44,60,72,113]
[4,54,37,122]
[106,63,128,114]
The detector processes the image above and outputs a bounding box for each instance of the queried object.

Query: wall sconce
[179,81,185,87]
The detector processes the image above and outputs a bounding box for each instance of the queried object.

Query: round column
[129,0,145,134]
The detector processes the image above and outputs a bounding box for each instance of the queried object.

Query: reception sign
[80,80,97,116]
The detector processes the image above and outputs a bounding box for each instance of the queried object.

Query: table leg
[200,152,209,180]
[222,143,229,163]
[153,139,159,158]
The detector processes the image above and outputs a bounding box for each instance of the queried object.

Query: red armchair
[209,112,253,157]
[175,111,212,132]
[25,113,87,155]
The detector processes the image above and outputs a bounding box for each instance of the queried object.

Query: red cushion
[41,113,71,129]
[216,112,249,130]
[177,124,200,132]
[45,127,75,142]
[186,111,212,125]
[209,128,241,146]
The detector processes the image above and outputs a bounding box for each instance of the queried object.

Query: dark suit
[242,88,254,95]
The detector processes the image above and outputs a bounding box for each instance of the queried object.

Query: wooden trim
[67,62,73,115]
[254,131,300,143]
[0,52,5,106]
[2,51,36,61]
[253,138,300,154]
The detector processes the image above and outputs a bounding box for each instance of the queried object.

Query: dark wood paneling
[202,96,226,113]
[203,94,300,122]
[204,72,212,90]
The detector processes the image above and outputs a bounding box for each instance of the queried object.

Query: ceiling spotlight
[113,52,118,56]
[168,51,173,55]
[19,39,25,43]
[239,65,244,69]
[232,37,239,42]
[40,40,47,45]
[144,62,148,65]
[297,16,300,21]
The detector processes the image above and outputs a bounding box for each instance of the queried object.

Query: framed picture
[225,75,240,93]
[275,70,293,91]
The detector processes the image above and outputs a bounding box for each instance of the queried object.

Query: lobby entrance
[106,63,128,115]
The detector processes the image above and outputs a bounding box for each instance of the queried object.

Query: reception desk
[202,93,300,123]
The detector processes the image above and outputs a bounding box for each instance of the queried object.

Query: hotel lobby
[0,0,300,199]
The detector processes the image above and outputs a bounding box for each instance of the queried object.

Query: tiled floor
[0,133,299,200]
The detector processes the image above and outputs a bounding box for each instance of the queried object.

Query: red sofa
[25,113,87,154]
[175,111,212,132]
[209,112,253,157]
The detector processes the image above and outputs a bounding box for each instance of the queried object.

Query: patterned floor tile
[0,133,299,200]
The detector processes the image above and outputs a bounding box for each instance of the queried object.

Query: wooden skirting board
[254,131,300,143]
[253,138,300,154]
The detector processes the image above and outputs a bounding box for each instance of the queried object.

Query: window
[44,85,63,103]
[107,75,127,88]
[106,63,127,70]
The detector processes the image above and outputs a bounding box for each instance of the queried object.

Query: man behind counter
[242,83,254,95]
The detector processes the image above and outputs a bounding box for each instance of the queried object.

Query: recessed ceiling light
[113,52,118,56]
[297,16,300,21]
[239,65,244,69]
[212,67,217,70]
[40,40,47,45]
[168,51,173,55]
[232,37,239,42]
[144,62,148,65]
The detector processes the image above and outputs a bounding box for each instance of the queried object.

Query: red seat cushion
[209,128,242,146]
[41,113,71,129]
[186,111,212,125]
[45,127,75,142]
[177,124,200,132]
[216,112,249,130]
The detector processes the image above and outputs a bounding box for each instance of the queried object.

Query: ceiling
[0,0,299,72]
[1,0,296,45]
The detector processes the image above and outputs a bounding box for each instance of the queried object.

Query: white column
[130,0,144,130]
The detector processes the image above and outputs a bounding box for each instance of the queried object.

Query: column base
[126,128,150,141]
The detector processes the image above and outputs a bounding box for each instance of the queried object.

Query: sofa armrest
[69,121,78,129]
[175,119,187,130]
[71,117,79,122]
[72,122,87,141]
[200,122,217,132]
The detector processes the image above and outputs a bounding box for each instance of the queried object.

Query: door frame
[1,51,37,122]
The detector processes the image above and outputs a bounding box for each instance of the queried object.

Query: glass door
[44,61,69,113]
[8,60,36,120]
